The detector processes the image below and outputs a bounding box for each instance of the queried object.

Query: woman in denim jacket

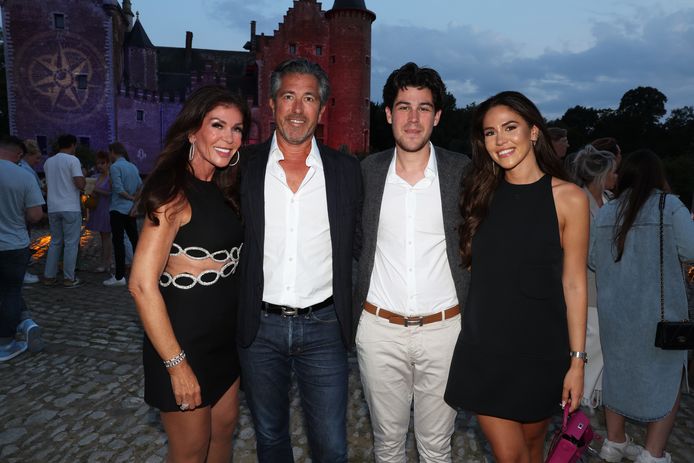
[589,149,694,463]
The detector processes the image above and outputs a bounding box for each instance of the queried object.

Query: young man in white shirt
[354,63,470,462]
[42,134,85,288]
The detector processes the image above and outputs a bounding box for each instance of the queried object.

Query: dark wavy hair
[139,85,250,225]
[612,149,669,261]
[459,91,570,267]
[382,62,446,111]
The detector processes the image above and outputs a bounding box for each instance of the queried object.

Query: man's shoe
[62,278,84,288]
[635,449,672,463]
[17,319,44,352]
[103,275,126,287]
[42,277,58,287]
[600,434,644,462]
[23,272,39,284]
[0,340,28,362]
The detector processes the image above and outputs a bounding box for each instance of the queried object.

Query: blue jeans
[0,248,30,340]
[44,211,82,280]
[238,305,348,463]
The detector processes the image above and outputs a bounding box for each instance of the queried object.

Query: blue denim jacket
[589,191,694,420]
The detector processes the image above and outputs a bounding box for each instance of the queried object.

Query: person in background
[129,85,249,462]
[591,137,622,167]
[590,149,694,463]
[85,151,112,273]
[445,91,588,463]
[0,135,45,361]
[548,126,570,159]
[42,134,85,288]
[570,144,618,412]
[104,142,142,287]
[18,140,43,285]
[354,62,470,462]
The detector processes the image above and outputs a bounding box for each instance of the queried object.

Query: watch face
[15,30,107,123]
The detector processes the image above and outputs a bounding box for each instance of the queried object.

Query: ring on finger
[180,403,190,411]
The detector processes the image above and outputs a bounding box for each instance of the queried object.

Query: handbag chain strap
[659,192,666,322]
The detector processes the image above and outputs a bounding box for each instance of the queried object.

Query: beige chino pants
[356,309,461,463]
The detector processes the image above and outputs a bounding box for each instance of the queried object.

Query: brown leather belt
[363,302,460,327]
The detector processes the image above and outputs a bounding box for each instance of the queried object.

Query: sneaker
[17,319,44,353]
[62,278,85,288]
[600,434,644,462]
[0,340,28,362]
[103,275,126,287]
[635,449,672,463]
[23,272,39,284]
[42,277,58,287]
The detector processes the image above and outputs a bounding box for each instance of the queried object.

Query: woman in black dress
[445,91,588,463]
[129,86,249,462]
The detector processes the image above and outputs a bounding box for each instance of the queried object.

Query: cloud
[203,0,284,35]
[371,8,694,118]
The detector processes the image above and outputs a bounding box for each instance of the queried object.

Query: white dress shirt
[262,134,333,308]
[366,144,458,316]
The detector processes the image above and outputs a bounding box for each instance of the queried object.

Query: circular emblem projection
[15,31,107,122]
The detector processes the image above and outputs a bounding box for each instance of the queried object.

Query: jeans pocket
[309,307,338,324]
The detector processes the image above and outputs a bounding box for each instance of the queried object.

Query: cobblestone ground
[1,227,693,462]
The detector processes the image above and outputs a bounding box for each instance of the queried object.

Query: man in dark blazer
[238,58,361,463]
[354,63,470,462]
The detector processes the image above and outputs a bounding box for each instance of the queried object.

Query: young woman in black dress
[129,86,249,462]
[445,91,588,463]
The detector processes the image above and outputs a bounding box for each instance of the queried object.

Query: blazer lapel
[246,142,270,253]
[320,145,340,251]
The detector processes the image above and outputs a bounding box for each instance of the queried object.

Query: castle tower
[123,14,158,92]
[326,0,375,154]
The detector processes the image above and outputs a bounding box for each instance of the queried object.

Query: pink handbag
[545,403,594,463]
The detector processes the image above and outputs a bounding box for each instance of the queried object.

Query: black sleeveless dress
[143,175,243,412]
[444,175,570,422]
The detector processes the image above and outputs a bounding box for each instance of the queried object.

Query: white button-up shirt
[366,144,458,316]
[262,134,333,308]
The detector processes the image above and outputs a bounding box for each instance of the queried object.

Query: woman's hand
[562,361,585,412]
[168,361,202,411]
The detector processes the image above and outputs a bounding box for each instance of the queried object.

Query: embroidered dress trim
[160,243,242,290]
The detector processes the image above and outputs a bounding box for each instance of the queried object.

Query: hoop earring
[188,143,195,161]
[532,139,537,147]
[229,150,241,167]
[492,162,498,176]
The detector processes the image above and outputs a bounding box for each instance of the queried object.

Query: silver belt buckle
[404,317,424,327]
[280,306,298,316]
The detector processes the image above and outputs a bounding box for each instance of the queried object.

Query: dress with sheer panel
[143,174,242,412]
[444,174,570,422]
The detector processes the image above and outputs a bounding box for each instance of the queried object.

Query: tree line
[369,86,694,208]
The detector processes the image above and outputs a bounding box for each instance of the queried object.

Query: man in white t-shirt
[42,134,85,288]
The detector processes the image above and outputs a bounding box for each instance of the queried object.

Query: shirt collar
[386,142,438,184]
[269,132,323,171]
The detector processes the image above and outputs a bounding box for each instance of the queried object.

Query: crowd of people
[1,57,693,463]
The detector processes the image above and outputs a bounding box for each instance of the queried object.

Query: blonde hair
[23,139,41,156]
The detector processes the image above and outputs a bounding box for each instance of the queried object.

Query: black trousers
[109,211,139,280]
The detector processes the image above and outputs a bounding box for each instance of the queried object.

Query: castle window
[330,55,336,64]
[289,44,297,55]
[331,98,336,107]
[136,110,144,122]
[365,98,369,108]
[76,74,87,90]
[53,13,65,29]
[78,137,91,148]
[315,46,323,56]
[36,136,48,155]
[365,56,370,65]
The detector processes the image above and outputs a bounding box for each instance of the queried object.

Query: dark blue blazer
[237,139,362,347]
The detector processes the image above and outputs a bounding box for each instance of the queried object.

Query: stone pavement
[1,227,693,462]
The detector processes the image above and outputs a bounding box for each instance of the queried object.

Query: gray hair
[270,58,330,107]
[571,144,616,189]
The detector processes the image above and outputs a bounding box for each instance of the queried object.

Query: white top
[0,160,45,251]
[43,152,83,213]
[367,145,458,316]
[262,134,333,308]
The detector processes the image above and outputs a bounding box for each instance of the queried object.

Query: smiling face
[188,104,244,172]
[482,104,539,172]
[270,72,325,148]
[386,86,441,155]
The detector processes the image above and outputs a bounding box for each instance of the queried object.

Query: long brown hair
[139,86,250,225]
[612,149,669,261]
[459,91,569,267]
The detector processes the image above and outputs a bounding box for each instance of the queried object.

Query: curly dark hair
[382,62,446,111]
[459,91,569,267]
[139,85,251,225]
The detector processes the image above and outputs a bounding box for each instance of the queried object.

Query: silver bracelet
[569,351,588,363]
[163,350,186,368]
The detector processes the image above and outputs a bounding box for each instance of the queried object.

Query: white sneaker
[23,272,39,284]
[103,275,126,287]
[599,434,644,462]
[635,449,672,463]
